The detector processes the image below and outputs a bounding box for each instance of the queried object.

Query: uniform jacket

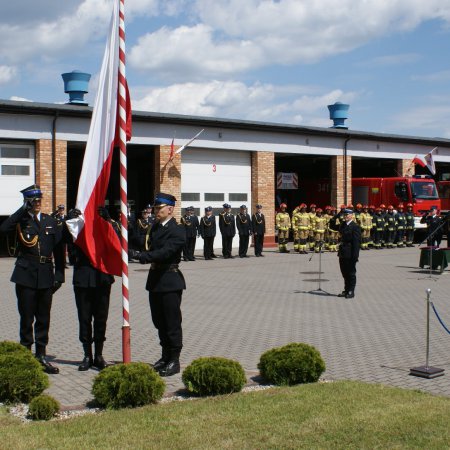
[199,215,216,238]
[236,213,252,235]
[421,214,443,240]
[0,206,65,289]
[139,218,186,293]
[219,212,236,237]
[338,220,361,261]
[405,211,415,229]
[252,212,265,234]
[276,212,290,230]
[181,214,200,238]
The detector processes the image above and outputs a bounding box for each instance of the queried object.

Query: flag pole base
[409,365,444,379]
[122,326,131,363]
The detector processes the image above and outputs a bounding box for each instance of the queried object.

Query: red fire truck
[437,181,450,214]
[352,175,441,231]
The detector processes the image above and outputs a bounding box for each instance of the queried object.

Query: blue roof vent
[61,70,91,105]
[327,102,350,129]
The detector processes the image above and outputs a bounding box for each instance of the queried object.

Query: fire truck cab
[437,181,450,214]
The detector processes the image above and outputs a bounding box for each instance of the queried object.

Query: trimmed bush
[28,394,60,421]
[258,343,325,386]
[0,341,33,356]
[92,363,165,409]
[182,357,246,396]
[0,352,49,403]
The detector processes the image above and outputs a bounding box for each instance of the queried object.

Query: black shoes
[158,360,180,377]
[36,355,59,374]
[152,358,168,371]
[337,291,347,297]
[345,291,355,299]
[78,356,93,371]
[93,355,108,370]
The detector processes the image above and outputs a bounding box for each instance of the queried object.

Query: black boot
[93,342,108,370]
[346,291,355,299]
[152,347,170,371]
[337,291,347,297]
[158,350,181,377]
[78,344,93,371]
[35,346,59,374]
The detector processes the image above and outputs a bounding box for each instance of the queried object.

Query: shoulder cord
[16,223,39,248]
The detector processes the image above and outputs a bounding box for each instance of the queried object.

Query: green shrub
[0,341,33,357]
[258,343,326,386]
[28,394,60,421]
[92,363,165,409]
[182,357,246,396]
[0,353,49,403]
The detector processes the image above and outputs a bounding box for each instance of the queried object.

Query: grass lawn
[1,381,450,449]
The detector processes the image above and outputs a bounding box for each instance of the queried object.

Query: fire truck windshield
[411,181,439,200]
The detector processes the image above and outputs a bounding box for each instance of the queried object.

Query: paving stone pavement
[1,245,450,408]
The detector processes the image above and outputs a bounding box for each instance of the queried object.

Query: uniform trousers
[74,286,111,344]
[222,236,233,257]
[16,284,53,351]
[183,237,196,260]
[239,234,250,257]
[203,236,214,259]
[149,290,183,355]
[254,233,264,256]
[339,258,357,293]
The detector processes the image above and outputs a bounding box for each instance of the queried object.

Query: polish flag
[66,0,132,276]
[168,138,175,161]
[412,147,437,175]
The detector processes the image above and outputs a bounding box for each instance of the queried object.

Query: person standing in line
[0,185,65,374]
[236,205,252,258]
[252,204,266,257]
[275,203,290,253]
[199,206,216,260]
[219,203,236,258]
[181,206,200,261]
[404,203,415,247]
[337,209,361,299]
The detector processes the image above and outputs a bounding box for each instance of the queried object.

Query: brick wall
[154,145,182,220]
[251,151,276,245]
[331,154,352,207]
[398,158,415,176]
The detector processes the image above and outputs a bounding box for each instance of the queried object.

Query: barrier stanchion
[410,288,445,379]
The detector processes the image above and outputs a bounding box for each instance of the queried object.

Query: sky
[1,0,450,138]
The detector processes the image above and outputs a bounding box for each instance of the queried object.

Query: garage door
[181,148,251,249]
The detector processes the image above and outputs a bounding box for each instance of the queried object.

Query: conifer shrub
[92,363,165,409]
[182,357,246,396]
[28,394,60,421]
[0,352,49,403]
[0,340,32,356]
[258,343,325,385]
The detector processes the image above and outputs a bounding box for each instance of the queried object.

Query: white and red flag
[412,147,437,175]
[66,0,131,276]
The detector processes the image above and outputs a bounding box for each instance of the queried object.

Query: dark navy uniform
[395,206,407,247]
[219,203,236,258]
[181,207,200,261]
[199,207,216,260]
[421,210,443,247]
[138,193,186,377]
[252,204,266,257]
[236,205,252,257]
[0,185,65,373]
[338,210,361,298]
[405,205,415,247]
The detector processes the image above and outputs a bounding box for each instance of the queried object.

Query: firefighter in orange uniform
[276,203,290,253]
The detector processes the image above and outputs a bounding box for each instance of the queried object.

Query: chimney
[327,102,349,129]
[61,70,91,105]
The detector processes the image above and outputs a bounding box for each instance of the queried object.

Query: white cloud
[10,96,32,102]
[0,66,18,84]
[412,70,450,82]
[357,53,421,67]
[131,80,358,125]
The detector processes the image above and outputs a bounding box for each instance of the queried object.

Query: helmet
[347,204,354,209]
[280,203,287,208]
[376,207,382,212]
[340,204,346,209]
[388,205,394,210]
[310,204,316,208]
[363,204,368,209]
[369,205,375,209]
[325,205,331,210]
[380,204,386,209]
[356,203,362,209]
[300,203,307,209]
[316,208,323,213]
[407,203,413,208]
[398,203,404,208]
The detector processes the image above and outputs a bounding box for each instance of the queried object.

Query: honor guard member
[358,205,372,250]
[421,207,443,247]
[405,203,415,247]
[293,204,309,254]
[0,185,65,374]
[219,203,236,258]
[395,204,407,247]
[337,209,361,299]
[199,206,216,260]
[276,203,290,253]
[373,207,385,249]
[308,204,317,250]
[385,205,397,248]
[252,204,266,257]
[236,205,252,257]
[313,208,327,252]
[181,206,199,261]
[135,209,152,251]
[136,193,186,377]
[51,204,66,223]
[65,207,118,371]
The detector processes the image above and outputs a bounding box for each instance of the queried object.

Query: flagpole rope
[118,0,131,363]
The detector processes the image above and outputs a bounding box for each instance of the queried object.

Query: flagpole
[118,0,131,363]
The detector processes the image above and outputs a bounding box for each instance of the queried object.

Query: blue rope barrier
[431,302,450,335]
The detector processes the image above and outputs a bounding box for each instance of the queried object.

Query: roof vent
[61,70,91,105]
[327,102,349,129]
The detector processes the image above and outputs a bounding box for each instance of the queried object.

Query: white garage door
[181,148,251,249]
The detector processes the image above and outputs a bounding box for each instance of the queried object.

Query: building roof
[0,98,449,148]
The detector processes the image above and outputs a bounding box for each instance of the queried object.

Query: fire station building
[1,81,450,248]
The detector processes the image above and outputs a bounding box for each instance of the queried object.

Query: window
[1,165,30,175]
[229,193,247,202]
[1,147,31,158]
[181,193,200,202]
[411,181,438,200]
[205,193,224,202]
[394,182,408,201]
